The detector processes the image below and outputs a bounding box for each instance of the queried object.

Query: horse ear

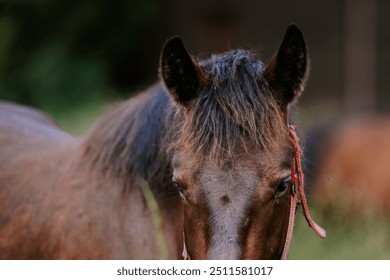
[264,24,309,108]
[160,36,205,106]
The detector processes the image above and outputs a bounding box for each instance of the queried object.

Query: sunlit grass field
[52,100,390,260]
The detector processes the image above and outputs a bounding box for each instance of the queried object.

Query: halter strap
[281,125,326,259]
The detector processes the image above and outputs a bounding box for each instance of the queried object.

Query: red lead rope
[281,125,326,259]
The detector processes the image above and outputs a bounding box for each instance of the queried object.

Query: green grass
[47,100,390,260]
[289,206,390,259]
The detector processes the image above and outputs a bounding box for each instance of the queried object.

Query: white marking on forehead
[198,162,259,259]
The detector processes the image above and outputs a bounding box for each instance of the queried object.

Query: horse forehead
[198,160,260,197]
[196,150,290,199]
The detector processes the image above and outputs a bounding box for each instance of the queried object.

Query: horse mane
[82,86,174,187]
[82,49,286,186]
[173,49,286,162]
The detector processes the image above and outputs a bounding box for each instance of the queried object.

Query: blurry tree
[0,0,163,111]
[343,0,377,114]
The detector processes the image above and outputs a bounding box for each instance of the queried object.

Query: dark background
[1,0,388,123]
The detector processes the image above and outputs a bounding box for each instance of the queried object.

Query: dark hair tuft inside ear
[160,36,205,106]
[264,24,309,108]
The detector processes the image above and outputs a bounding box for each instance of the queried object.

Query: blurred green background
[0,0,164,127]
[0,0,389,259]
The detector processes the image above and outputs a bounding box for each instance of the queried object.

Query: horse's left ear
[160,36,205,106]
[264,24,309,108]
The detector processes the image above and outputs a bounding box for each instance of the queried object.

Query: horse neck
[82,85,174,191]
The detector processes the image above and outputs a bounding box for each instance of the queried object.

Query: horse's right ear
[160,36,205,106]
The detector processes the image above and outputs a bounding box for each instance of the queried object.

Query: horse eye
[172,177,185,195]
[274,178,292,199]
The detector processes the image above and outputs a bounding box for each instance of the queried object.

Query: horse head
[160,24,323,259]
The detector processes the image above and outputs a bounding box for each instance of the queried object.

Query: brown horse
[0,24,323,259]
[311,116,390,213]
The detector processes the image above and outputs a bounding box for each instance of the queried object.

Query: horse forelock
[173,50,286,163]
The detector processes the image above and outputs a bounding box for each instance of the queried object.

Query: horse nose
[207,237,241,260]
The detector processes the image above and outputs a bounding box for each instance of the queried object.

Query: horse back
[0,102,73,153]
[0,99,175,259]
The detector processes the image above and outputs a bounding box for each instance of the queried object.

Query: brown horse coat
[0,97,181,259]
[312,116,390,212]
